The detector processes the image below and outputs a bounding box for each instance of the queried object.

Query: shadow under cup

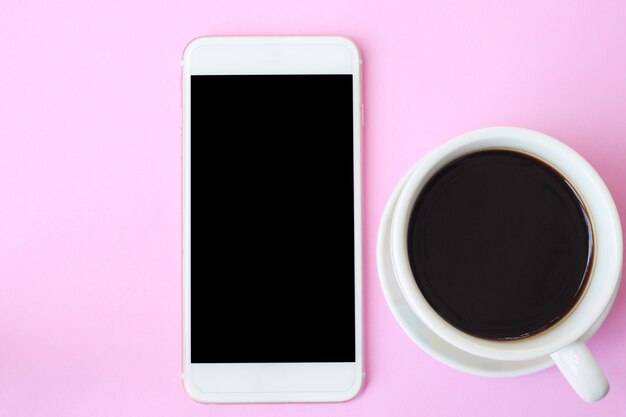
[406,149,594,341]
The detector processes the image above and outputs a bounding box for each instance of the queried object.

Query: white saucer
[376,162,610,377]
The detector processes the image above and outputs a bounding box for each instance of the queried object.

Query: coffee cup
[389,127,622,402]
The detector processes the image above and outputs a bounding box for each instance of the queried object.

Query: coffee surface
[407,150,592,340]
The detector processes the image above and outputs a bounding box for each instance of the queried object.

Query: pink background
[1,0,626,416]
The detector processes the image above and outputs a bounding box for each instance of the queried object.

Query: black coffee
[407,150,592,340]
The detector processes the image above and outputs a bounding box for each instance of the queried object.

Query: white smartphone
[181,36,363,403]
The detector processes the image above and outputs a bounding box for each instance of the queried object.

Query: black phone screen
[191,75,356,363]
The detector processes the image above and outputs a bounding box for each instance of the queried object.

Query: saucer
[376,162,609,377]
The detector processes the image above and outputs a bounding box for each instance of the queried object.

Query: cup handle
[550,341,609,402]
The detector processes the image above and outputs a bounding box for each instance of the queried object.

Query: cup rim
[390,127,623,361]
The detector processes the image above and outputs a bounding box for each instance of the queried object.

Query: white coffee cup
[389,127,622,402]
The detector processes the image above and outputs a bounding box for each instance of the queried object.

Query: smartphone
[181,36,363,403]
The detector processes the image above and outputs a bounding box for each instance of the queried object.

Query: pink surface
[1,0,626,415]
